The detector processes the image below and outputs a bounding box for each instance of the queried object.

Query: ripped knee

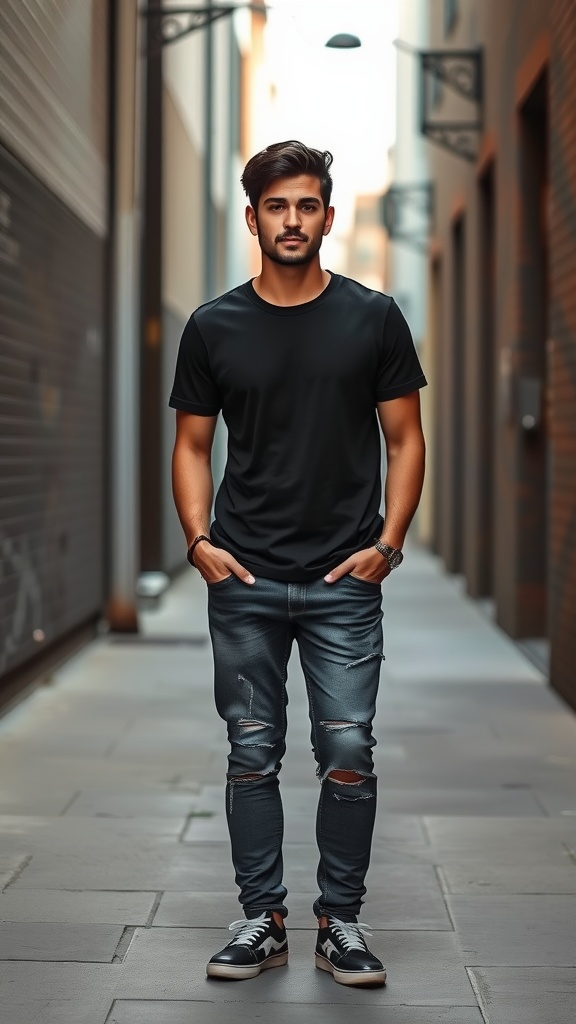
[320,720,365,733]
[226,769,278,813]
[327,769,364,785]
[317,720,376,782]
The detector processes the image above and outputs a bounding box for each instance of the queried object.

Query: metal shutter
[0,0,108,238]
[0,0,108,678]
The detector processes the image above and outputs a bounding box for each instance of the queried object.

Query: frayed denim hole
[226,769,278,813]
[345,652,385,670]
[332,790,375,802]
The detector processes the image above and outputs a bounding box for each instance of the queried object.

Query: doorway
[516,68,549,638]
[477,163,496,597]
[448,215,465,573]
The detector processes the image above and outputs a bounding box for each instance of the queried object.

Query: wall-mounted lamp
[325,33,362,49]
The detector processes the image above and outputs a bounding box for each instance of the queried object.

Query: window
[444,0,459,35]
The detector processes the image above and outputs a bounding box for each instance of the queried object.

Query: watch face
[375,541,403,569]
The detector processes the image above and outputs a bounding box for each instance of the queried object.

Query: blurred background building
[388,0,576,714]
[1,0,575,715]
[0,0,267,694]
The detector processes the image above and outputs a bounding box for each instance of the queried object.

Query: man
[170,141,426,987]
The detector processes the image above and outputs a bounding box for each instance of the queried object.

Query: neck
[253,256,331,307]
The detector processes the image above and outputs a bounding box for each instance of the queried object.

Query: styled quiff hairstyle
[241,140,334,212]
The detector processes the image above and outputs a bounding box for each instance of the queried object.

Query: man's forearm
[172,444,214,548]
[380,437,426,550]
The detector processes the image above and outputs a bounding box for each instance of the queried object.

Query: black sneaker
[315,917,386,986]
[206,912,288,980]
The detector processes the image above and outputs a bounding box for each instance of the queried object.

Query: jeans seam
[302,665,319,762]
[280,633,291,736]
[317,781,329,909]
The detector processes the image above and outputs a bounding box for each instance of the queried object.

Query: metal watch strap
[374,539,403,570]
[186,534,211,567]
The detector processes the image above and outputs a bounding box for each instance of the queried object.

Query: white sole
[206,950,288,980]
[315,952,387,987]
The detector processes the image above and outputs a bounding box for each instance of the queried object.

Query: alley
[1,546,576,1023]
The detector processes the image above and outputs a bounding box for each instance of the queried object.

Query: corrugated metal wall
[0,1,108,678]
[0,0,108,238]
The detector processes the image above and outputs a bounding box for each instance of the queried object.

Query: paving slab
[0,994,113,1024]
[64,793,198,819]
[2,544,576,1022]
[0,890,157,925]
[532,789,576,816]
[0,733,120,758]
[0,814,187,846]
[447,895,576,966]
[0,789,79,816]
[423,815,576,850]
[0,959,116,992]
[377,679,558,715]
[0,922,124,962]
[371,787,544,817]
[0,752,204,795]
[468,966,576,1024]
[154,865,451,930]
[10,839,236,892]
[108,1001,484,1023]
[438,862,576,895]
[0,962,116,1023]
[384,631,542,685]
[0,852,30,889]
[119,927,477,1005]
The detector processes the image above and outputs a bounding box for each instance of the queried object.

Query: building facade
[386,0,432,540]
[0,1,264,697]
[418,0,576,709]
[0,0,110,682]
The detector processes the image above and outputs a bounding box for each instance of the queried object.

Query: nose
[283,205,301,230]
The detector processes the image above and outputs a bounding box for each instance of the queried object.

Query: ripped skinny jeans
[207,572,384,923]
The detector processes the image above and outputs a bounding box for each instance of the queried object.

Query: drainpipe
[203,0,216,301]
[106,0,142,631]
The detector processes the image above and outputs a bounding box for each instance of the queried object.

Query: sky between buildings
[256,0,400,270]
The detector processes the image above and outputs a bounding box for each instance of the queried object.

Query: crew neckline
[242,271,340,316]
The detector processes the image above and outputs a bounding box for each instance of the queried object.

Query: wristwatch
[374,539,403,570]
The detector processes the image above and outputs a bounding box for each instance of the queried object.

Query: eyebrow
[263,196,321,205]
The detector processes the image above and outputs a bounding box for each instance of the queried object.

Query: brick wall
[425,0,576,709]
[548,0,576,708]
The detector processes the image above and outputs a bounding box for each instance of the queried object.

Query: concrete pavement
[1,546,576,1022]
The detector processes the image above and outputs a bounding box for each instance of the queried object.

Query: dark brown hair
[241,140,334,212]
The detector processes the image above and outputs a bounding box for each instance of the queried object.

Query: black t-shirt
[169,272,427,581]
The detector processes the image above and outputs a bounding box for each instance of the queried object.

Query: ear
[245,205,258,236]
[323,206,335,237]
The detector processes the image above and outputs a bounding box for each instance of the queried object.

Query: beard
[256,225,325,266]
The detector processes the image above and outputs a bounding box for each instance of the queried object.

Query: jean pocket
[346,573,382,590]
[206,574,235,588]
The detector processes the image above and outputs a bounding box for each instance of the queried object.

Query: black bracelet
[186,534,211,567]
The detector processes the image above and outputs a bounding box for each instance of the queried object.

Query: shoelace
[328,918,373,952]
[227,912,270,946]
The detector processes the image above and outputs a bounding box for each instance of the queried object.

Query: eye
[269,204,283,212]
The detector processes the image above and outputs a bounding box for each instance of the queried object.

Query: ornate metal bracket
[143,4,265,47]
[420,48,483,162]
[380,183,434,253]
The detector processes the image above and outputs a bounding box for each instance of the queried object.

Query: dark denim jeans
[207,572,384,923]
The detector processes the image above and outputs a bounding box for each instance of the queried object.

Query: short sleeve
[375,298,427,402]
[169,314,222,415]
